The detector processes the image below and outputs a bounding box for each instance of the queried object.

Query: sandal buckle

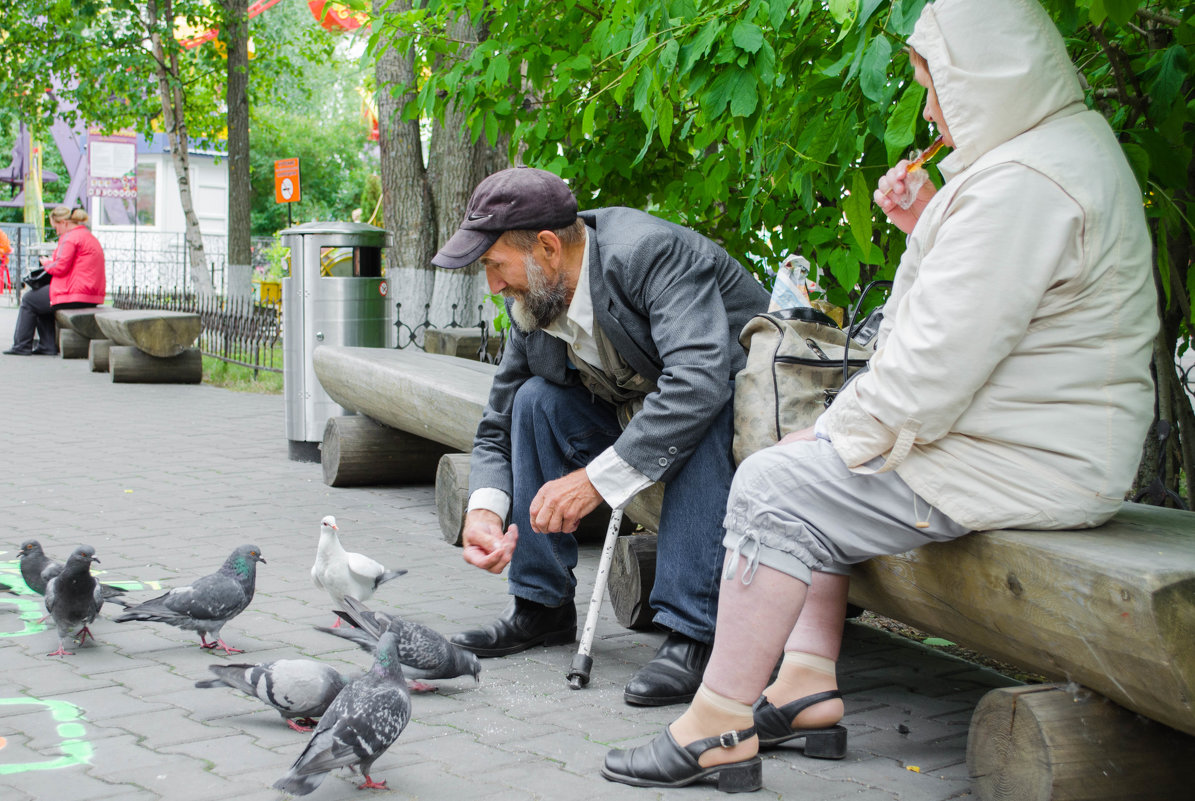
[719,730,740,748]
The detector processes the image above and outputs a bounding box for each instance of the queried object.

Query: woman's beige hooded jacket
[821,0,1157,531]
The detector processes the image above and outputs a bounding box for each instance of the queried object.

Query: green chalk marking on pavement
[0,698,93,774]
[0,561,159,638]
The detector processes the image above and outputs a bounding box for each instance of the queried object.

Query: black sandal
[752,690,848,758]
[602,725,763,793]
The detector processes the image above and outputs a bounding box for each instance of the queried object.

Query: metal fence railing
[110,287,282,374]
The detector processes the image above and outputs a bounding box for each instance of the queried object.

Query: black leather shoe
[449,597,576,657]
[624,632,711,706]
[2,348,33,355]
[752,691,848,758]
[32,349,58,355]
[602,725,762,792]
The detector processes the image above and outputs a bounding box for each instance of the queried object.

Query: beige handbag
[732,305,876,465]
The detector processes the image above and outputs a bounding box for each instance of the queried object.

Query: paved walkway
[0,304,1015,800]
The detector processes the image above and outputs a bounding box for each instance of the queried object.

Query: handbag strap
[841,280,893,384]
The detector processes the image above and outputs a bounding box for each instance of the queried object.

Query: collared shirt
[467,228,653,523]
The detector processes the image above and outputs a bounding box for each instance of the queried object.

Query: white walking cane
[566,506,624,689]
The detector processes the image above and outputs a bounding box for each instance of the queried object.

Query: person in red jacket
[4,207,106,356]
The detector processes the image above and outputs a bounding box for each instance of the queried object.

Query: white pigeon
[311,516,405,625]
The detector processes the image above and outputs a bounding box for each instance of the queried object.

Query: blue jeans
[507,376,735,643]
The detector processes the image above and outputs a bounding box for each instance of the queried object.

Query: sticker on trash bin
[379,281,388,297]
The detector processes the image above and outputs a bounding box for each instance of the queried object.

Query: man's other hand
[529,469,603,534]
[461,509,518,574]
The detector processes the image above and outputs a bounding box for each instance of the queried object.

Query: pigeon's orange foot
[286,718,315,732]
[47,647,75,657]
[357,776,388,790]
[409,680,437,693]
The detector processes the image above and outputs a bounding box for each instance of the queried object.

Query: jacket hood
[908,0,1084,173]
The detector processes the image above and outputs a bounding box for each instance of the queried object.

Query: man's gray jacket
[470,207,770,498]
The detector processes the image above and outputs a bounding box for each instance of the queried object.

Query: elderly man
[432,167,769,706]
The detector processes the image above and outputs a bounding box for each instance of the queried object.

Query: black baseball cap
[431,166,579,269]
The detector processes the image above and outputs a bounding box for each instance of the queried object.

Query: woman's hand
[874,160,937,235]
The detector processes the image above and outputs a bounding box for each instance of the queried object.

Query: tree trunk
[221,0,253,299]
[375,0,437,341]
[145,0,213,297]
[374,5,507,339]
[425,10,508,329]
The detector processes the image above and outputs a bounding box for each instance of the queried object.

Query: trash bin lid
[279,220,387,247]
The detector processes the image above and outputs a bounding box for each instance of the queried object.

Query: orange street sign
[274,158,301,204]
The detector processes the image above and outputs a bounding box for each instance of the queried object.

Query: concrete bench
[94,309,202,383]
[312,344,1195,799]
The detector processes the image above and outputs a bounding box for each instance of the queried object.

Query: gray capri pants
[721,438,970,585]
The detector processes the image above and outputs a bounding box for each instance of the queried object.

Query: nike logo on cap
[467,212,492,221]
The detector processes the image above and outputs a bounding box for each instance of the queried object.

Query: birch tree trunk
[220,0,253,299]
[145,0,213,296]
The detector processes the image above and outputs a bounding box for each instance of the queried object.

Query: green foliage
[372,0,1192,330]
[248,103,377,235]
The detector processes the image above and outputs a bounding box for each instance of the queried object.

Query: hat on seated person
[431,166,579,269]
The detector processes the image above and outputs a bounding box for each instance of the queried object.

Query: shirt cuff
[467,488,511,523]
[587,446,654,510]
[813,414,832,442]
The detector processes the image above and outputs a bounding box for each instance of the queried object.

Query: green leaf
[1102,0,1139,26]
[859,34,893,102]
[769,0,793,30]
[581,99,597,136]
[731,77,759,117]
[1120,143,1150,193]
[923,637,955,647]
[1148,45,1188,114]
[843,169,873,257]
[828,0,856,25]
[885,81,925,163]
[732,21,765,54]
[680,19,723,74]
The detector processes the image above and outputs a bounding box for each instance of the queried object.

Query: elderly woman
[601,0,1157,792]
[4,207,106,356]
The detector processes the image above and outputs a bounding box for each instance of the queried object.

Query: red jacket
[46,225,106,306]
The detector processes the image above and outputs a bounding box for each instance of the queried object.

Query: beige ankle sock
[761,651,843,729]
[669,684,757,767]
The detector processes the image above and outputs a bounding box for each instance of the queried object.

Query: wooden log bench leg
[59,328,89,359]
[321,415,451,487]
[89,339,111,373]
[109,346,202,384]
[967,684,1195,801]
[433,451,625,547]
[610,532,657,630]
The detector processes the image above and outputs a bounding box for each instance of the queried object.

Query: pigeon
[311,516,406,626]
[272,630,411,795]
[43,545,105,656]
[1,580,16,595]
[195,659,351,732]
[17,540,126,599]
[114,544,265,654]
[316,594,480,692]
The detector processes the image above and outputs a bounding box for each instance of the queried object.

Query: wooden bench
[54,306,111,362]
[94,309,202,383]
[312,343,1195,799]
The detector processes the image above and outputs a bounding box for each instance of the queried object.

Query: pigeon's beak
[258,556,267,564]
[92,556,101,564]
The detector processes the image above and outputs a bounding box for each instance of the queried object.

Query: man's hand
[873,160,937,235]
[461,509,518,574]
[529,468,603,534]
[777,425,817,446]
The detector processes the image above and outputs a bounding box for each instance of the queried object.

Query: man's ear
[536,230,563,267]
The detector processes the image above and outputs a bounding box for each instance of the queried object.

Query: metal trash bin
[281,221,392,462]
